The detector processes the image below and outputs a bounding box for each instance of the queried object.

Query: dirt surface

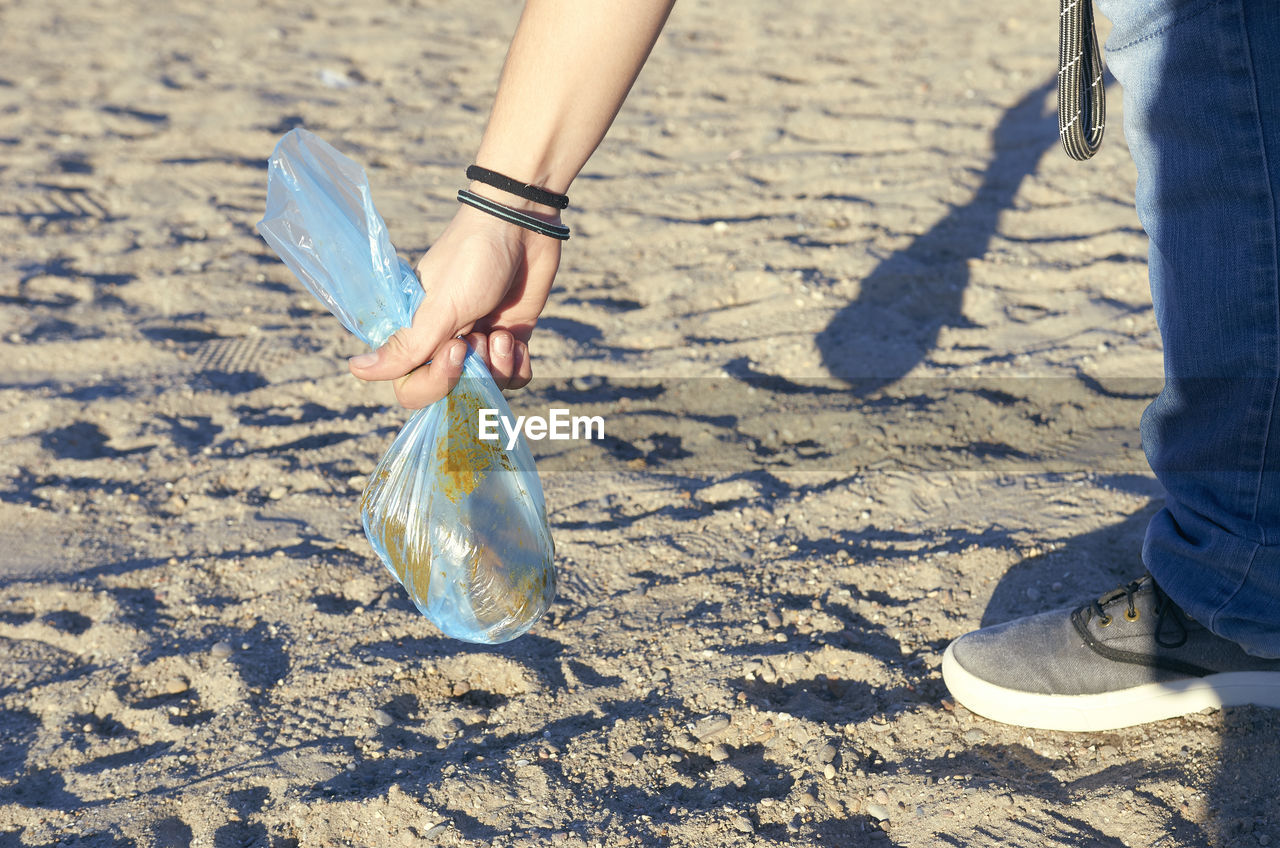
[2,0,1278,846]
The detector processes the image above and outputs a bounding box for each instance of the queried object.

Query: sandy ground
[2,0,1279,846]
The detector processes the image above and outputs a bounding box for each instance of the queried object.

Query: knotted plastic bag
[256,128,555,644]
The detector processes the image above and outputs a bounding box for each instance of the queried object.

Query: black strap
[466,165,569,210]
[1058,0,1106,160]
[457,189,570,241]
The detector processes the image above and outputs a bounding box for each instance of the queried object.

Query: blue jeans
[1096,0,1280,657]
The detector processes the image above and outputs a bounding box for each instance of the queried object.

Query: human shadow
[815,77,1059,388]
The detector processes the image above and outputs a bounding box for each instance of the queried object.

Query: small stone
[1099,744,1118,759]
[963,729,985,744]
[765,610,782,629]
[836,549,850,561]
[451,681,471,697]
[267,486,286,500]
[620,751,639,766]
[709,745,730,762]
[732,815,753,834]
[711,220,729,234]
[873,789,889,805]
[694,715,731,741]
[162,677,189,695]
[673,732,697,750]
[420,821,448,839]
[823,764,836,780]
[866,803,890,822]
[824,797,844,815]
[1025,587,1041,601]
[818,743,837,763]
[798,792,817,808]
[210,640,233,659]
[372,709,394,727]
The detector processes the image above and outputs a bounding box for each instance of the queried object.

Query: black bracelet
[466,165,569,210]
[457,189,571,241]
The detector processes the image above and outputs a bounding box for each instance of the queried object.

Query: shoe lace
[1086,575,1188,649]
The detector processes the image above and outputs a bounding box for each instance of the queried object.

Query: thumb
[348,299,458,381]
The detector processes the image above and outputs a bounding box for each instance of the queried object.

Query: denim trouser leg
[1094,0,1280,657]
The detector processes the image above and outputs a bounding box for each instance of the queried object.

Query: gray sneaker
[941,575,1280,731]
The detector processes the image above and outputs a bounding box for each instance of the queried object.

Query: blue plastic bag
[257,129,555,644]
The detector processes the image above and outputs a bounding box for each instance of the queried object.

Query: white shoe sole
[941,642,1280,732]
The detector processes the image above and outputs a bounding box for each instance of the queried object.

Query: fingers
[508,338,533,390]
[388,338,467,409]
[486,330,517,389]
[465,328,532,391]
[347,303,457,383]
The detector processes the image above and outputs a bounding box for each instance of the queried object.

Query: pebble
[873,789,890,805]
[765,610,782,629]
[210,641,233,659]
[962,729,985,744]
[836,549,850,561]
[798,792,817,808]
[451,682,471,697]
[1099,744,1118,759]
[823,764,836,780]
[620,751,639,766]
[866,803,890,822]
[818,743,838,763]
[420,821,448,839]
[695,715,731,741]
[372,709,394,728]
[1025,587,1041,601]
[162,677,189,695]
[673,732,697,750]
[732,815,753,834]
[709,745,730,762]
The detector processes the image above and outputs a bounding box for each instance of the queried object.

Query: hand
[347,203,561,407]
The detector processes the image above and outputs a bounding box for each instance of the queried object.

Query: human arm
[347,0,676,407]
